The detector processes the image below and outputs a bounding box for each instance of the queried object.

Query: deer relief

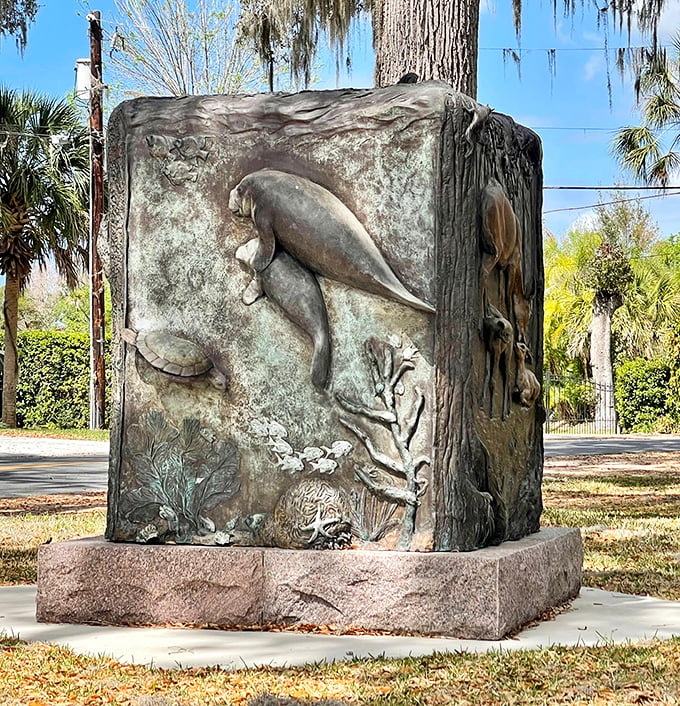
[514,341,541,408]
[482,303,514,420]
[480,177,523,318]
[512,286,532,345]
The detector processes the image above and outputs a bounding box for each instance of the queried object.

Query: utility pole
[88,10,107,429]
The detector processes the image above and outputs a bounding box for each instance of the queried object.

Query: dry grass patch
[544,452,680,601]
[0,450,679,703]
[1,636,679,705]
[0,510,105,584]
[0,492,107,515]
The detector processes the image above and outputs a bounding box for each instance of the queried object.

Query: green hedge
[615,358,673,433]
[13,330,110,429]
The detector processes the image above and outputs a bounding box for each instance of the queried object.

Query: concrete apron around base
[36,526,582,641]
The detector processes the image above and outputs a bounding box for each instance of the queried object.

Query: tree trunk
[590,292,622,433]
[2,271,20,427]
[373,0,480,98]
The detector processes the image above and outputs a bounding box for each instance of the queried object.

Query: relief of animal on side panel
[122,329,228,391]
[481,302,513,420]
[479,178,540,417]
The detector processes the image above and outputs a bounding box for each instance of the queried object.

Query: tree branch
[413,455,431,473]
[353,465,417,507]
[390,360,415,388]
[402,388,425,447]
[339,418,404,477]
[335,393,397,426]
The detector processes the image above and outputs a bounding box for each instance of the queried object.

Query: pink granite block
[37,537,263,626]
[263,527,582,639]
[496,527,584,636]
[36,528,581,639]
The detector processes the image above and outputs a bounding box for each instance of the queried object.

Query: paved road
[0,437,110,498]
[0,455,109,498]
[543,434,680,457]
[2,435,680,498]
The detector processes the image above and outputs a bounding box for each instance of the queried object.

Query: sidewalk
[1,585,679,669]
[2,435,679,670]
[0,436,109,458]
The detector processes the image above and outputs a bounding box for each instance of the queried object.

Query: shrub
[552,378,596,423]
[615,358,673,433]
[14,330,110,429]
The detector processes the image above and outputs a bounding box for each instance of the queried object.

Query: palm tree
[613,36,680,186]
[237,1,671,98]
[614,236,680,360]
[0,88,89,427]
[544,196,666,430]
[544,227,596,375]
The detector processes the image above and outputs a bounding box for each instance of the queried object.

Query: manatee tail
[380,283,435,314]
[310,330,331,390]
[395,290,435,314]
[362,271,435,313]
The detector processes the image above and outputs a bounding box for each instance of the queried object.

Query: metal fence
[543,373,618,434]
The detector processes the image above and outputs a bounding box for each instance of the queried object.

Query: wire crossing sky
[1,0,679,239]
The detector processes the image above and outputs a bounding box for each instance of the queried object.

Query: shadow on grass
[605,475,680,490]
[543,493,680,519]
[583,568,680,601]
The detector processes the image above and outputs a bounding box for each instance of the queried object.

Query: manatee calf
[235,238,331,390]
[229,169,434,314]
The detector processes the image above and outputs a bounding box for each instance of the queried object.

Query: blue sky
[1,0,679,242]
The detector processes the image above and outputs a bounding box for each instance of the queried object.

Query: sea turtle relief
[106,82,544,552]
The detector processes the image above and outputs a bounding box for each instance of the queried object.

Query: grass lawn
[0,427,109,441]
[542,451,680,602]
[1,451,679,704]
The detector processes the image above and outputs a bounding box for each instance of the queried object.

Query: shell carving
[247,478,352,549]
[122,328,227,391]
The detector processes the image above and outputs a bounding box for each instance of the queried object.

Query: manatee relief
[230,168,434,390]
[105,82,544,552]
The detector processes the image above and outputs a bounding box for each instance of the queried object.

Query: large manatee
[229,169,434,314]
[235,238,331,390]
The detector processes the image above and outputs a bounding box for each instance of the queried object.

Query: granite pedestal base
[36,527,581,640]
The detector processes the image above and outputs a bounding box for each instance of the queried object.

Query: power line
[532,126,614,131]
[545,185,680,190]
[480,44,670,52]
[544,191,680,214]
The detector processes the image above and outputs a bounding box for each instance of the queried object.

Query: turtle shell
[136,331,213,378]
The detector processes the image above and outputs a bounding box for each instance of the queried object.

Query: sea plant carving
[350,487,399,543]
[122,411,240,544]
[146,135,211,185]
[336,337,430,550]
[249,416,352,475]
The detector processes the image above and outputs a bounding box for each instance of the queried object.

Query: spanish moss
[236,0,673,94]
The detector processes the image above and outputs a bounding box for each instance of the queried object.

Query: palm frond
[0,87,88,284]
[614,34,680,186]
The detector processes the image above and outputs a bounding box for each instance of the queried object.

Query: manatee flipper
[310,329,331,390]
[251,209,277,272]
[259,251,331,390]
[242,275,264,305]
